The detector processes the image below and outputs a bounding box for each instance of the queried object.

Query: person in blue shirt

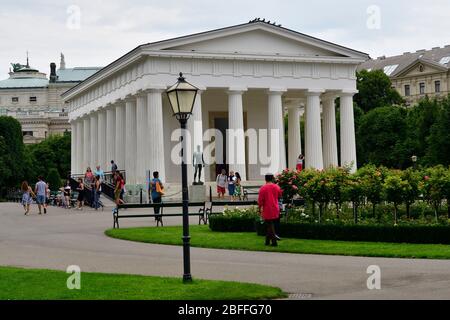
[149,171,163,222]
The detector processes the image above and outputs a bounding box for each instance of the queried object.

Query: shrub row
[256,222,450,244]
[209,215,257,232]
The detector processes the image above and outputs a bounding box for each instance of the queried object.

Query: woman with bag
[150,171,164,222]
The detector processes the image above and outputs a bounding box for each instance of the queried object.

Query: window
[29,96,37,102]
[439,56,450,65]
[405,85,411,96]
[23,131,33,137]
[383,64,399,76]
[419,83,425,95]
[12,97,19,103]
[435,81,441,93]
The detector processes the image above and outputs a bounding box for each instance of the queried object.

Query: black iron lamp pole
[166,72,198,283]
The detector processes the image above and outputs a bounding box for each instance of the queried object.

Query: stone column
[90,113,98,169]
[286,100,302,170]
[97,109,107,171]
[322,95,339,168]
[227,89,247,181]
[125,97,137,184]
[106,105,116,170]
[305,90,324,170]
[76,120,83,174]
[135,93,148,185]
[187,90,204,184]
[147,89,166,183]
[340,91,357,173]
[83,117,90,170]
[267,89,287,174]
[70,121,76,175]
[115,101,126,171]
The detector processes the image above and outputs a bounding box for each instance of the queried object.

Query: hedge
[209,215,257,232]
[256,222,450,244]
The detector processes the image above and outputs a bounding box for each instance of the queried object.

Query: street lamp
[166,72,199,283]
[411,155,418,170]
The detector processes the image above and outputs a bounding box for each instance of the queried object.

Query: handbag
[155,181,165,195]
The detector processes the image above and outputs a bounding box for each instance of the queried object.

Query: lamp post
[166,72,199,283]
[411,155,417,170]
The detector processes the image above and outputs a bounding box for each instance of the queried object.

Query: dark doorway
[214,117,229,177]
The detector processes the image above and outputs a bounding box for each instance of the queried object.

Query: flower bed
[209,206,259,232]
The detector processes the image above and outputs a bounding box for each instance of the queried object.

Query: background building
[0,54,101,143]
[358,46,450,106]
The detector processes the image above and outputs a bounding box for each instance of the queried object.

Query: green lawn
[0,266,285,300]
[106,225,450,259]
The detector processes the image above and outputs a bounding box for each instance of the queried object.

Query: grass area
[106,225,450,259]
[0,266,285,300]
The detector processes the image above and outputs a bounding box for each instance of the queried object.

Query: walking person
[216,169,227,199]
[21,181,35,215]
[94,165,105,181]
[63,180,71,208]
[258,173,283,246]
[227,170,236,200]
[93,175,102,210]
[114,171,125,206]
[149,171,164,222]
[233,172,243,200]
[111,160,118,175]
[76,178,85,210]
[35,176,47,215]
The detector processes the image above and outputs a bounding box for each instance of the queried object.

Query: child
[21,181,35,215]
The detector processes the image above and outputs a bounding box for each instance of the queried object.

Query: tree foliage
[354,69,404,112]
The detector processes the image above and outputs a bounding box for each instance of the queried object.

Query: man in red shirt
[258,173,282,246]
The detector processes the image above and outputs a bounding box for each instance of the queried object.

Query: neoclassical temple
[64,20,369,189]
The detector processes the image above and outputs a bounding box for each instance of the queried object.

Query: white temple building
[64,20,369,193]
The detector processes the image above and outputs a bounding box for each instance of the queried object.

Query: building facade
[0,55,101,143]
[64,21,368,191]
[358,46,450,106]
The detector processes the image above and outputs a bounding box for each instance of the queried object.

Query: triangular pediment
[144,22,369,60]
[394,59,448,78]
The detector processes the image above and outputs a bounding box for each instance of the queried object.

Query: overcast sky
[1,0,449,80]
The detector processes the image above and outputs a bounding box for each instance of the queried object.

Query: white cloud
[1,0,449,80]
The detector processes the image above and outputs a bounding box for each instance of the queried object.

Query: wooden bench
[113,201,207,229]
[242,185,262,201]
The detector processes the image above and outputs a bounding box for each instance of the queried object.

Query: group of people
[216,169,243,200]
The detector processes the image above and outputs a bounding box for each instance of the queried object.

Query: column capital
[227,87,247,94]
[124,94,137,103]
[306,89,325,97]
[340,90,358,97]
[267,88,287,95]
[321,91,339,103]
[143,85,167,93]
[284,98,305,109]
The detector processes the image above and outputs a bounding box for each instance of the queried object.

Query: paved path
[1,202,449,299]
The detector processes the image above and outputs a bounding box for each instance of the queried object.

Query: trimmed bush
[256,222,450,244]
[209,215,257,232]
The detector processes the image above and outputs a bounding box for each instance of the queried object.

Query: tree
[403,97,441,167]
[354,69,404,112]
[383,170,409,225]
[357,106,408,168]
[426,97,450,166]
[47,168,62,191]
[26,133,71,181]
[0,116,26,195]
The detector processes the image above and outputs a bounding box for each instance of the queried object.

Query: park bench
[113,201,207,229]
[242,185,262,201]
